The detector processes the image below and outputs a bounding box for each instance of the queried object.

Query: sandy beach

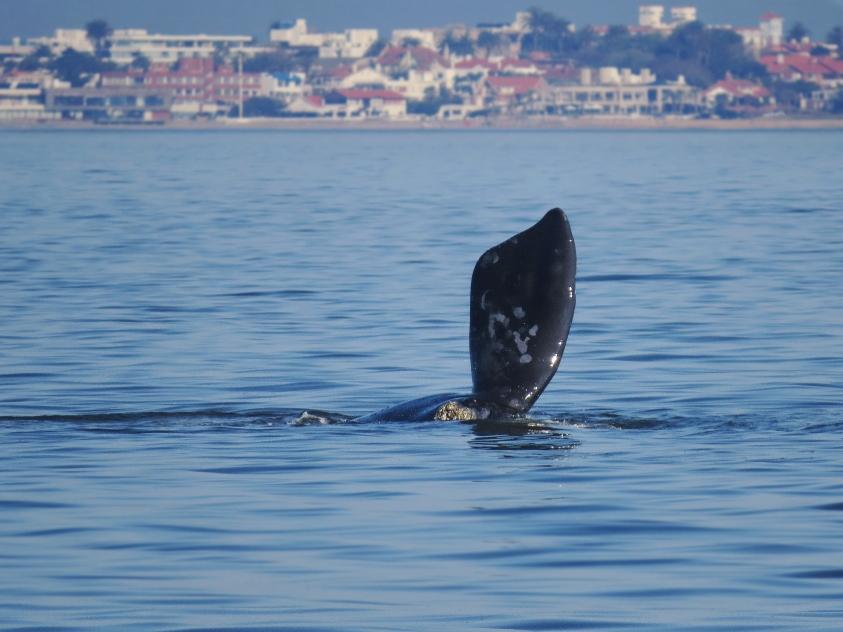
[3,116,843,131]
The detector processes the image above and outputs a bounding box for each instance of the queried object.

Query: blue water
[1,129,842,630]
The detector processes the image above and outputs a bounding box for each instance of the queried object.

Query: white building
[639,5,698,32]
[28,29,94,55]
[671,7,697,24]
[270,19,378,59]
[760,13,784,47]
[0,72,66,120]
[109,29,252,64]
[736,13,785,54]
[581,67,656,86]
[639,5,665,29]
[391,29,437,49]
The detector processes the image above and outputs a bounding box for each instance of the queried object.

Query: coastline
[2,116,843,131]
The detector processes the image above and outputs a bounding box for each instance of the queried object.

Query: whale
[357,208,576,422]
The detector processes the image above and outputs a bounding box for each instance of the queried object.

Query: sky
[2,0,843,42]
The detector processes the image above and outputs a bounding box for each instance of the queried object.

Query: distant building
[639,5,665,29]
[703,77,774,113]
[109,29,252,64]
[270,19,378,59]
[287,89,406,118]
[671,7,698,24]
[101,57,270,118]
[44,87,171,122]
[759,13,784,48]
[391,29,438,49]
[0,71,65,120]
[735,13,785,54]
[540,69,699,116]
[638,5,698,33]
[28,29,94,55]
[0,37,35,62]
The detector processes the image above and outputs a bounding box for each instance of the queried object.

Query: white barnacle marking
[513,306,525,319]
[528,325,538,336]
[479,290,490,310]
[568,286,574,298]
[519,353,533,364]
[513,331,529,354]
[487,312,509,339]
[549,353,559,366]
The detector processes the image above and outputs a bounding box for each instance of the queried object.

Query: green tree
[827,26,843,49]
[365,38,387,58]
[439,32,474,56]
[770,79,819,111]
[787,22,810,42]
[130,53,150,70]
[521,7,573,55]
[17,45,54,71]
[85,19,112,57]
[830,89,843,114]
[236,97,286,117]
[407,88,462,116]
[477,31,505,56]
[51,49,112,86]
[650,22,766,86]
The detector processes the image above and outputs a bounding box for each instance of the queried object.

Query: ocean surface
[1,128,841,631]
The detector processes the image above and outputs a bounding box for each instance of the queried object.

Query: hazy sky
[2,0,843,41]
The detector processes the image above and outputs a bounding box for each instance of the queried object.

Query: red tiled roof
[487,75,544,95]
[377,46,446,70]
[761,54,843,78]
[454,58,498,71]
[760,12,782,21]
[706,79,771,98]
[338,88,405,101]
[305,95,324,107]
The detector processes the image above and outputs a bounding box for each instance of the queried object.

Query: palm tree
[86,19,112,58]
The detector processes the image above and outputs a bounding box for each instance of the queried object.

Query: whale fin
[469,208,576,413]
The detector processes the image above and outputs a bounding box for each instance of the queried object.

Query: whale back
[469,208,576,413]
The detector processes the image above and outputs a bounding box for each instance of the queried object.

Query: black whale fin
[469,208,576,413]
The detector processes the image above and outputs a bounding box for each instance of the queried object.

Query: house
[486,75,547,110]
[0,71,65,120]
[270,19,378,59]
[334,89,407,118]
[28,29,94,55]
[108,29,251,65]
[761,54,843,86]
[44,87,171,122]
[377,46,448,73]
[703,78,774,112]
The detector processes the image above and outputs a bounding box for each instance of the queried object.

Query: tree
[86,19,113,57]
[17,45,53,71]
[407,88,462,116]
[522,7,572,55]
[830,89,843,114]
[236,97,286,117]
[439,32,474,57]
[51,49,112,86]
[650,22,767,86]
[787,22,810,43]
[477,31,505,56]
[130,53,150,70]
[244,51,295,74]
[364,39,387,58]
[827,26,843,49]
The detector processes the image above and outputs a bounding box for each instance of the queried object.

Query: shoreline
[2,116,843,131]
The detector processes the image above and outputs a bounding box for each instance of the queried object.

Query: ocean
[1,128,842,630]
